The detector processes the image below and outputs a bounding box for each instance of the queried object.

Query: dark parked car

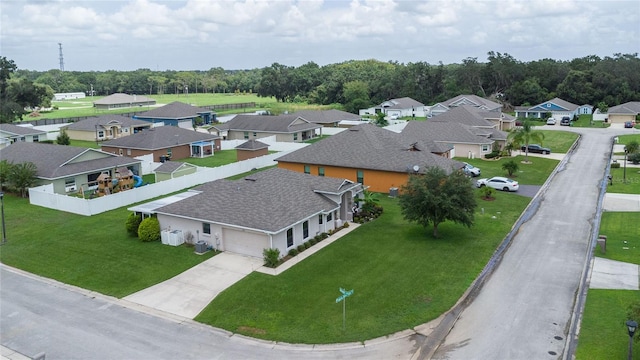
[625,121,634,128]
[521,144,551,154]
[560,117,571,126]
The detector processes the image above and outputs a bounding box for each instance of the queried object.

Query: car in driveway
[560,117,571,126]
[476,176,519,192]
[625,121,635,128]
[546,118,556,125]
[463,162,481,177]
[521,144,551,154]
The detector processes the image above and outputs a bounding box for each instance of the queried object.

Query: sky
[1,0,639,72]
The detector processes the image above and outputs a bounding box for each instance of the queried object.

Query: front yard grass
[0,194,214,298]
[538,130,580,153]
[196,192,532,344]
[575,289,639,360]
[595,212,640,264]
[607,167,640,193]
[459,155,559,185]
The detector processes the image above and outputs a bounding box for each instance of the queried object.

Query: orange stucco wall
[277,161,409,193]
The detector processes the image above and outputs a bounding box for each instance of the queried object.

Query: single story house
[235,139,269,161]
[0,123,47,149]
[0,142,142,194]
[276,123,464,193]
[147,168,363,258]
[133,101,215,128]
[211,114,321,142]
[93,93,156,110]
[514,97,580,119]
[101,125,221,162]
[427,105,509,148]
[402,121,497,160]
[62,114,153,142]
[291,109,362,128]
[153,161,198,182]
[428,94,503,117]
[607,102,640,124]
[359,97,426,118]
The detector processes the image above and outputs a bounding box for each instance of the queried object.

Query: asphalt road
[432,128,624,359]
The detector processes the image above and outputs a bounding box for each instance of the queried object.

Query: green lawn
[196,192,532,343]
[70,139,101,149]
[458,155,560,185]
[607,167,640,193]
[575,289,640,360]
[181,150,238,167]
[0,194,214,298]
[538,130,580,153]
[595,212,640,263]
[616,134,640,146]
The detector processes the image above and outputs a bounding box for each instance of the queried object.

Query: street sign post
[336,288,354,331]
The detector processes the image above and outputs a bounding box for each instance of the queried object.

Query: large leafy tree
[399,167,477,237]
[508,119,545,162]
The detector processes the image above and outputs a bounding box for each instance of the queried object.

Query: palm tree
[508,119,545,163]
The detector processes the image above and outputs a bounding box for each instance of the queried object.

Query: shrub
[309,238,317,245]
[125,213,142,236]
[297,244,305,253]
[611,162,621,168]
[303,241,310,249]
[320,232,329,240]
[502,160,519,176]
[288,248,298,257]
[138,217,160,242]
[343,222,350,228]
[263,248,280,268]
[314,235,322,242]
[479,186,495,200]
[629,153,640,165]
[485,151,500,159]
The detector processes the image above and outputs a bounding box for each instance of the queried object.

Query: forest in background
[3,52,640,120]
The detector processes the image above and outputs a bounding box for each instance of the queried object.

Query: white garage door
[222,228,269,258]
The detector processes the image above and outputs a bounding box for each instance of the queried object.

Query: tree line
[2,52,639,123]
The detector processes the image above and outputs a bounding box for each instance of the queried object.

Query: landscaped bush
[303,241,310,249]
[288,248,298,257]
[611,162,621,168]
[629,153,640,164]
[297,244,305,253]
[263,248,280,268]
[309,238,317,245]
[320,232,329,240]
[485,151,500,159]
[125,213,142,236]
[137,217,160,242]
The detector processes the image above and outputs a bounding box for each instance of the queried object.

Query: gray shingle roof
[402,121,494,145]
[235,139,269,150]
[155,168,362,233]
[63,115,152,131]
[0,123,46,136]
[101,126,218,150]
[93,93,155,105]
[609,101,640,115]
[276,123,463,174]
[154,161,195,173]
[380,97,425,109]
[441,94,502,110]
[430,105,497,127]
[291,109,361,124]
[0,142,141,180]
[216,114,321,133]
[135,101,211,119]
[529,97,579,111]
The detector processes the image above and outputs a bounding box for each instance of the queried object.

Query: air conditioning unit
[65,185,77,192]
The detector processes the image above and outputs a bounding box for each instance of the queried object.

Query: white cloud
[0,0,637,71]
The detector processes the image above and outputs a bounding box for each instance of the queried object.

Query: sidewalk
[1,346,32,360]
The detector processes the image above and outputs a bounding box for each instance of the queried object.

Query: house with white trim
[514,97,580,120]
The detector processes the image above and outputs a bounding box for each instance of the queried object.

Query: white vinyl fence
[29,151,296,216]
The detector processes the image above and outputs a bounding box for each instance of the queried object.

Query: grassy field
[595,212,640,264]
[181,150,238,167]
[458,155,560,185]
[0,194,214,298]
[196,192,532,343]
[538,130,580,153]
[575,289,639,360]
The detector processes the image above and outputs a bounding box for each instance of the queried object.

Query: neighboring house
[235,139,269,161]
[607,102,640,124]
[579,104,594,115]
[211,114,321,142]
[359,97,426,118]
[62,114,153,142]
[291,109,362,127]
[426,105,509,148]
[0,123,46,149]
[133,101,215,128]
[402,121,496,160]
[514,97,580,119]
[54,92,86,100]
[93,93,156,110]
[276,123,464,193]
[148,167,363,258]
[101,125,221,162]
[154,161,198,182]
[428,94,503,117]
[0,142,142,194]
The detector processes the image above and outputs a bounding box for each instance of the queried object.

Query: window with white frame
[481,144,490,152]
[303,221,309,239]
[202,223,211,235]
[287,228,293,247]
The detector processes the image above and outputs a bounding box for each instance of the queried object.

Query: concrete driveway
[123,252,264,319]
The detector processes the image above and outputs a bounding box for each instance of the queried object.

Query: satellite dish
[413,165,420,172]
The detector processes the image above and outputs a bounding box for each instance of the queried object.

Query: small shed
[154,161,198,182]
[235,139,269,161]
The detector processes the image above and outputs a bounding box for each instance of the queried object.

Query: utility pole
[58,43,65,71]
